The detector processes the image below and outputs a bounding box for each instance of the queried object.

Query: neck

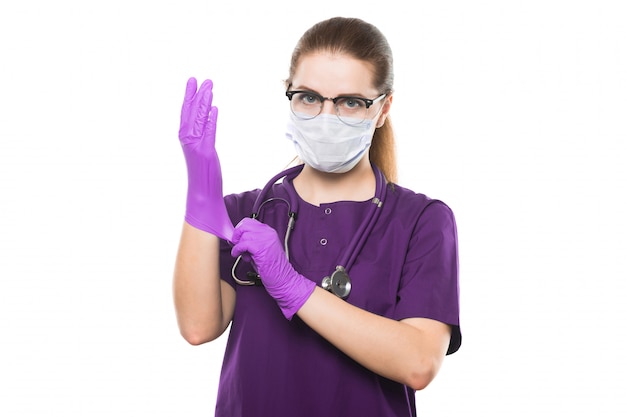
[293,157,376,206]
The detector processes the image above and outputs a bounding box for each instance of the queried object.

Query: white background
[1,1,625,415]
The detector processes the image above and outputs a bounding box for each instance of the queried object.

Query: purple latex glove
[231,218,316,320]
[179,77,234,241]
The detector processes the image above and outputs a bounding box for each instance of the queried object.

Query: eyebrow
[290,85,369,98]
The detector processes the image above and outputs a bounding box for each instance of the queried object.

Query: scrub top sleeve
[393,201,462,354]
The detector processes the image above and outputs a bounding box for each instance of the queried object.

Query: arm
[297,288,450,390]
[174,223,235,345]
[173,78,236,345]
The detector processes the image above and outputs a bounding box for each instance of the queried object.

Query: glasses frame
[285,89,387,124]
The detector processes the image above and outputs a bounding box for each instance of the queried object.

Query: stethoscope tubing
[232,164,387,293]
[251,165,303,218]
[342,167,386,271]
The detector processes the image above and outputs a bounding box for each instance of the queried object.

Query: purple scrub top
[216,166,461,417]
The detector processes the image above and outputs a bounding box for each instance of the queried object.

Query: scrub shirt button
[324,208,332,215]
[320,238,327,246]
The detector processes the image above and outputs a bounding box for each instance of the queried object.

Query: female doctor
[174,17,461,417]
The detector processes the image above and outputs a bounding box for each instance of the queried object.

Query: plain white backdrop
[1,1,624,415]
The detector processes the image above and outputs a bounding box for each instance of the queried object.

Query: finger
[230,245,253,264]
[191,80,214,138]
[231,244,244,259]
[234,217,256,232]
[180,77,198,119]
[184,77,198,102]
[230,218,258,251]
[231,239,252,259]
[230,218,247,244]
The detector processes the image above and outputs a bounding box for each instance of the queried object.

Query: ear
[375,94,393,128]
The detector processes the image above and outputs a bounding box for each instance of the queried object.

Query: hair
[285,17,397,183]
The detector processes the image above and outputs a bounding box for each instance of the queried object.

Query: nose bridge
[320,97,336,115]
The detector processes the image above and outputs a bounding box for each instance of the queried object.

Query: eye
[336,97,365,110]
[297,92,321,105]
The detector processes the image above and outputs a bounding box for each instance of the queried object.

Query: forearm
[297,287,450,390]
[173,222,234,345]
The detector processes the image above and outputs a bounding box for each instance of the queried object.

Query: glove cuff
[276,274,316,320]
[184,213,233,242]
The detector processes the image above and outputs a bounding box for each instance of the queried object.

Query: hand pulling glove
[178,77,234,241]
[231,218,316,319]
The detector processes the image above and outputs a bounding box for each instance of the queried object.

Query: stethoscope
[231,164,387,299]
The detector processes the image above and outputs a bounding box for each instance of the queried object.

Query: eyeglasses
[286,89,386,126]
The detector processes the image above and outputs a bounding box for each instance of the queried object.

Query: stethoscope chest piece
[321,266,352,299]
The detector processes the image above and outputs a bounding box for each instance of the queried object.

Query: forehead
[291,52,377,96]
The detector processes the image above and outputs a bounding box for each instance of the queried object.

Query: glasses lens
[290,92,322,119]
[335,97,368,125]
[288,92,377,125]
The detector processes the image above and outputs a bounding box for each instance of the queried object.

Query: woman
[174,17,461,417]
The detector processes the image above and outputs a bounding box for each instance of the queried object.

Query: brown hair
[285,17,397,183]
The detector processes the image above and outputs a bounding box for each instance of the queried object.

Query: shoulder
[384,183,456,226]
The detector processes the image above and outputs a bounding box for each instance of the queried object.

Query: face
[290,52,392,127]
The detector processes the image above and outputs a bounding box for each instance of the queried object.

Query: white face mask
[285,113,378,173]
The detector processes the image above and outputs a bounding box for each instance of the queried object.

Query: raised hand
[179,77,234,241]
